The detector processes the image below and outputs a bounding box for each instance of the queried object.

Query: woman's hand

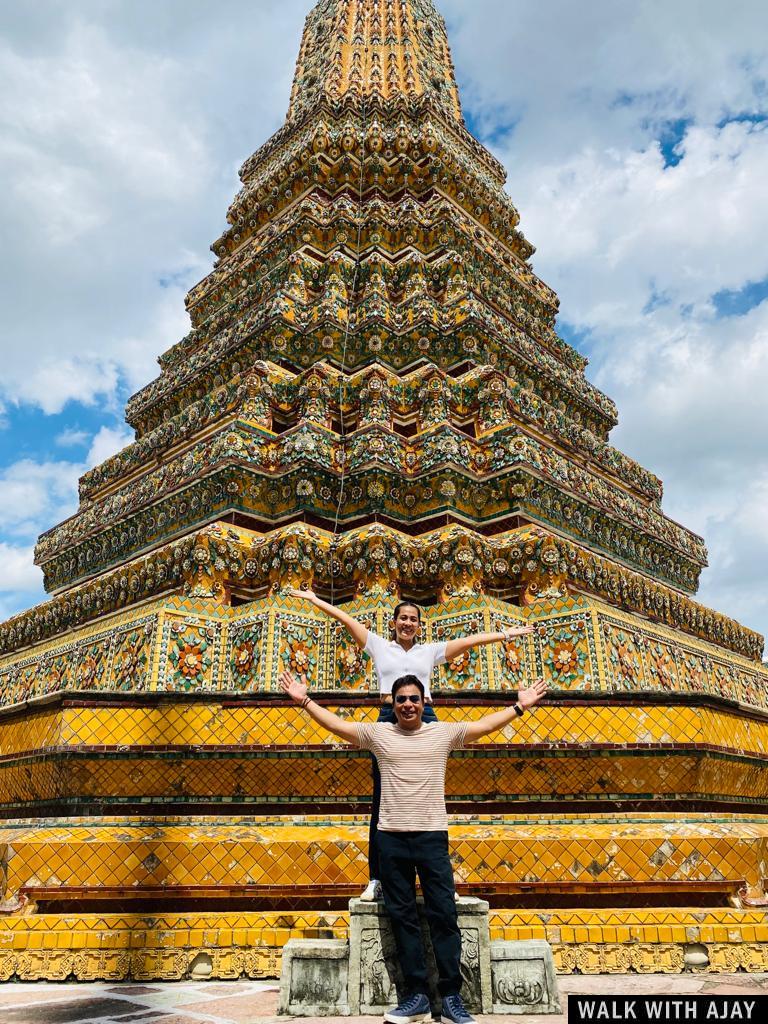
[279,669,309,703]
[285,591,369,649]
[517,677,547,710]
[503,625,535,640]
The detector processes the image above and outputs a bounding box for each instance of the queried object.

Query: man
[279,667,547,1024]
[288,588,534,899]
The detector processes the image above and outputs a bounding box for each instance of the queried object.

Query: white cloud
[86,424,134,466]
[512,122,768,335]
[0,419,137,616]
[13,358,122,416]
[0,458,81,540]
[55,428,90,448]
[0,542,41,593]
[0,24,209,243]
[0,542,46,625]
[0,422,134,545]
[443,0,768,160]
[435,0,768,642]
[0,1,307,412]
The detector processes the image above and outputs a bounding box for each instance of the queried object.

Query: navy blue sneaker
[441,993,475,1024]
[384,992,431,1023]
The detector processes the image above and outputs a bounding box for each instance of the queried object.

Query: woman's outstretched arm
[288,588,369,649]
[445,623,535,663]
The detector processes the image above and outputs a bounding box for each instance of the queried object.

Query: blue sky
[1,0,768,649]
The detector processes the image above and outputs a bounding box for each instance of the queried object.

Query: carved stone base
[491,940,561,1015]
[348,896,493,1017]
[277,939,350,1017]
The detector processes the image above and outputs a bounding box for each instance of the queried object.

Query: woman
[289,588,534,899]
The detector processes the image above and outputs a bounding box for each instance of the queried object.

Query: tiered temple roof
[27,0,722,640]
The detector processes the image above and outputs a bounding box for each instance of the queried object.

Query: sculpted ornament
[494,976,544,1006]
[239,367,274,428]
[183,529,235,602]
[418,372,452,429]
[425,525,488,600]
[476,369,513,433]
[266,523,328,594]
[338,523,414,598]
[518,535,569,606]
[358,368,394,427]
[2,0,768,989]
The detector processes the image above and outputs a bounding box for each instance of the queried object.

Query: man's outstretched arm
[464,678,548,742]
[278,670,360,744]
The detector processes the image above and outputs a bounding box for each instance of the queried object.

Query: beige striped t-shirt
[355,721,468,831]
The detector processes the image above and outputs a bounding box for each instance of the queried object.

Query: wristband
[513,703,524,717]
[301,696,313,709]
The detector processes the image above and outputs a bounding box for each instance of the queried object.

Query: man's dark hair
[391,675,425,700]
[393,600,422,622]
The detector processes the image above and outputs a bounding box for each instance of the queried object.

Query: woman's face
[393,605,421,644]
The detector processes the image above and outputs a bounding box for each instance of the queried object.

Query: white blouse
[364,630,447,701]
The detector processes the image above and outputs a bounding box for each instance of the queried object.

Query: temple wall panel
[3,593,766,711]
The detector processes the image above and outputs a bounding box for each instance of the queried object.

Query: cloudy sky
[1,0,767,648]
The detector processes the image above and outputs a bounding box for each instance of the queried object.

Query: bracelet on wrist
[301,696,313,709]
[513,702,524,717]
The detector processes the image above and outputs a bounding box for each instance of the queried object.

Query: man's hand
[278,669,359,744]
[518,677,547,710]
[503,625,535,640]
[464,675,547,742]
[288,587,319,604]
[279,669,308,703]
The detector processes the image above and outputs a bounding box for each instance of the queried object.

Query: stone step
[2,814,765,904]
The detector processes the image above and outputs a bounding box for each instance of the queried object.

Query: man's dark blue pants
[377,829,462,998]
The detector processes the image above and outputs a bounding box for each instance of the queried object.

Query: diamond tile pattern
[3,701,768,807]
[1,0,767,977]
[4,750,768,807]
[3,814,768,898]
[487,907,768,946]
[2,702,767,753]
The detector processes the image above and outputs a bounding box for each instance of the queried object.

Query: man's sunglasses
[395,694,422,704]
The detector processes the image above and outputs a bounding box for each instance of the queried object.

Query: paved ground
[0,974,767,1024]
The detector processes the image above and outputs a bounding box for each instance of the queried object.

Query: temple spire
[288,0,463,122]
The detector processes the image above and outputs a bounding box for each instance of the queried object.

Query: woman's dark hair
[391,675,425,700]
[393,600,422,622]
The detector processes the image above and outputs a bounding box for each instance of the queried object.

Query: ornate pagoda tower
[2,0,768,981]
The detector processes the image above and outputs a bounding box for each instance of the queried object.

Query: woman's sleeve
[430,641,448,667]
[364,630,386,662]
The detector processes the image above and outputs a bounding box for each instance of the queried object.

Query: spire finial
[288,0,462,122]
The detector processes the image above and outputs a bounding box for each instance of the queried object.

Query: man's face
[393,685,424,730]
[393,605,420,645]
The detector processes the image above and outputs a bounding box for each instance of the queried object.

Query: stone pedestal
[277,904,561,1017]
[490,940,561,1015]
[277,938,350,1017]
[348,896,493,1017]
